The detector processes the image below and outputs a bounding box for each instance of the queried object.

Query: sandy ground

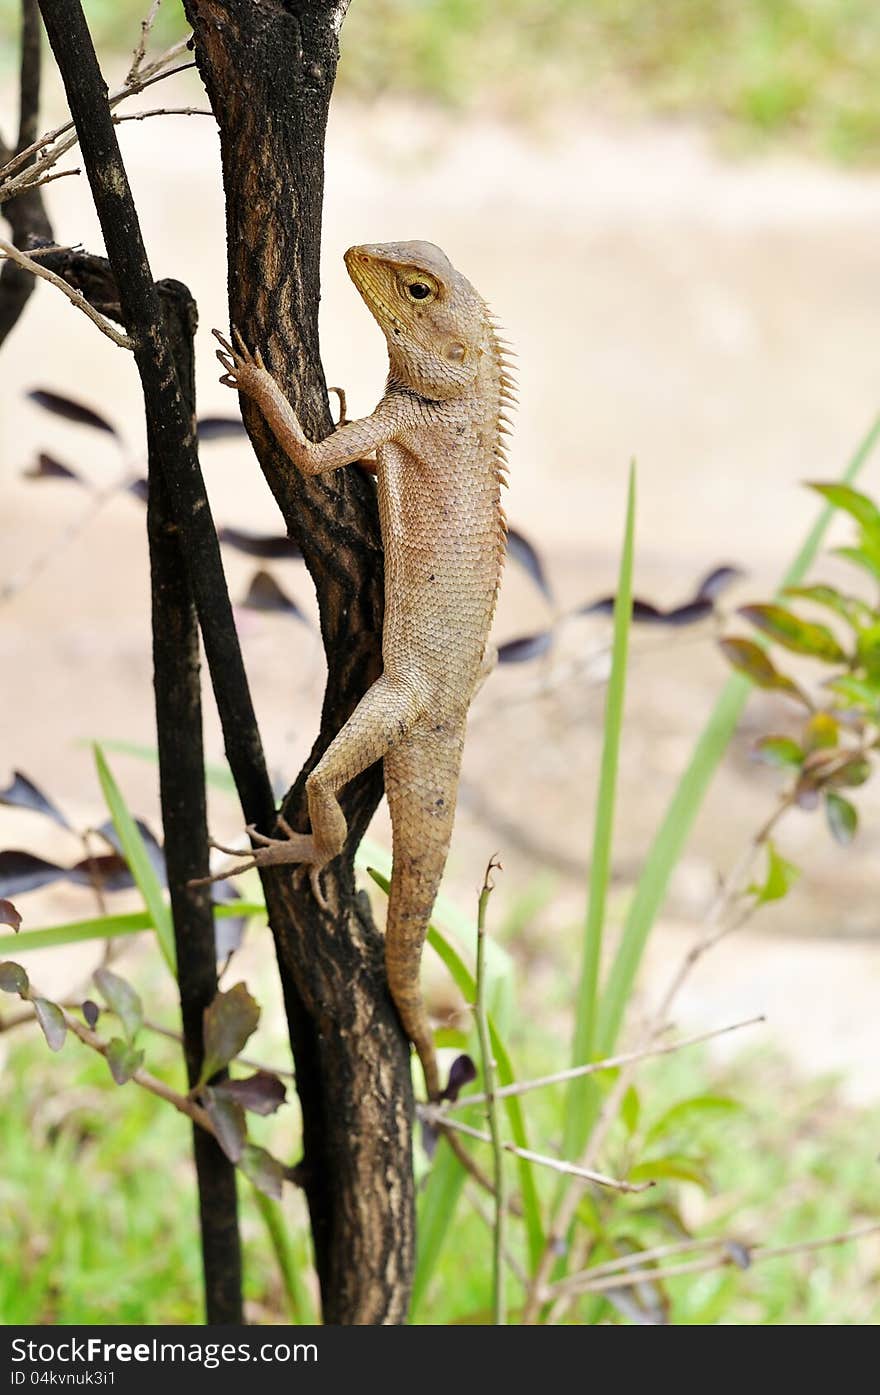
[1,76,879,1099]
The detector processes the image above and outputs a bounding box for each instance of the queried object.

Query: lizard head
[345,240,489,400]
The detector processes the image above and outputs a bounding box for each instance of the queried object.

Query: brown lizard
[210,241,515,1101]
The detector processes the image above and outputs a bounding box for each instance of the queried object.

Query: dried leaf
[197,415,247,441]
[200,982,261,1084]
[23,452,82,483]
[0,850,69,897]
[82,999,100,1029]
[202,1087,247,1161]
[0,961,29,995]
[497,631,553,663]
[440,1054,477,1103]
[738,604,847,663]
[67,852,135,893]
[240,569,307,619]
[27,388,118,435]
[217,527,301,559]
[0,898,22,932]
[94,966,143,1043]
[239,1142,285,1200]
[33,997,66,1052]
[213,1071,287,1116]
[825,792,858,846]
[0,770,72,830]
[105,1037,144,1084]
[718,637,808,705]
[506,527,554,602]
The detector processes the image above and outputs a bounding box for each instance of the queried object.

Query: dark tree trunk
[182,0,415,1325]
[148,280,243,1325]
[0,0,53,346]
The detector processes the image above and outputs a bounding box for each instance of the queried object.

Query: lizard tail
[383,720,466,1101]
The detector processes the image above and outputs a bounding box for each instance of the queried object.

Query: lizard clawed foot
[212,326,267,395]
[189,816,330,909]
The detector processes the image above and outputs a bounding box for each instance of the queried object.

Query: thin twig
[0,236,134,347]
[542,1222,880,1303]
[126,0,164,85]
[475,856,506,1324]
[447,1015,765,1111]
[430,1114,653,1194]
[113,107,211,123]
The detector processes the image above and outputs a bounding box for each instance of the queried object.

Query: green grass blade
[91,739,237,796]
[367,867,544,1269]
[597,412,880,1058]
[0,902,265,957]
[93,743,176,974]
[563,463,635,1160]
[251,1190,316,1325]
[410,1136,468,1320]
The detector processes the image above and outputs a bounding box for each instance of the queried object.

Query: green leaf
[32,997,66,1052]
[808,482,880,538]
[200,982,261,1085]
[0,902,265,957]
[718,637,808,703]
[620,1084,640,1136]
[783,584,873,630]
[566,464,636,1163]
[753,735,803,769]
[832,544,880,584]
[105,1037,144,1084]
[367,866,544,1271]
[737,604,847,663]
[802,712,839,752]
[825,674,880,710]
[93,744,175,974]
[645,1094,741,1144]
[0,961,29,995]
[856,623,880,679]
[240,1143,285,1201]
[825,792,858,846]
[93,739,238,796]
[628,1155,710,1188]
[94,967,143,1043]
[749,840,800,905]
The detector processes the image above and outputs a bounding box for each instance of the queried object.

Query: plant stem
[475,857,505,1325]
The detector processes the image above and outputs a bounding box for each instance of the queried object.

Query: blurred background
[1,1,878,1324]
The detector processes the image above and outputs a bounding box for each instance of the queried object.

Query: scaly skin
[211,241,515,1100]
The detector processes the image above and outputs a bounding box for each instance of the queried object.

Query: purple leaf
[0,770,72,830]
[0,850,69,897]
[27,388,118,436]
[209,880,246,960]
[506,528,553,603]
[82,999,100,1029]
[696,565,745,602]
[200,982,261,1084]
[23,452,82,483]
[441,1054,477,1103]
[94,967,143,1042]
[497,631,553,664]
[197,415,247,441]
[240,569,307,620]
[96,817,166,885]
[67,854,136,893]
[128,477,149,503]
[660,598,714,627]
[0,898,22,932]
[0,961,29,995]
[33,996,66,1052]
[218,527,302,560]
[213,1071,287,1116]
[202,1088,247,1162]
[724,1240,752,1270]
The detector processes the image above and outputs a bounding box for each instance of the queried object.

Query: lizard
[209,240,515,1102]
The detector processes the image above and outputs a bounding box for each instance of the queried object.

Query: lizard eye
[407,282,432,300]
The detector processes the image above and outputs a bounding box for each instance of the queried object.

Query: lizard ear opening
[446,341,467,363]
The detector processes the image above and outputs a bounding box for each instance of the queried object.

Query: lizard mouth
[345,247,402,338]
